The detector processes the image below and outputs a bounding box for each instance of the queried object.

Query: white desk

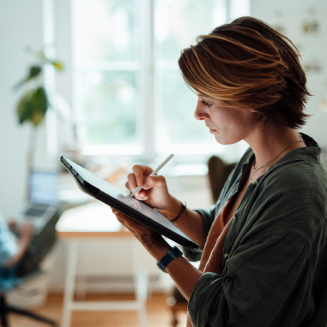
[56,201,148,327]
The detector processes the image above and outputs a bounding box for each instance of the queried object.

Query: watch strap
[156,246,183,273]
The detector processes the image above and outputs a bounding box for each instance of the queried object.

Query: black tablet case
[60,156,198,251]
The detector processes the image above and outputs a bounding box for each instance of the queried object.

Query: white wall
[0,0,74,219]
[0,0,45,218]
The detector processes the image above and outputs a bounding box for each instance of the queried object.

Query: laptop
[18,171,58,235]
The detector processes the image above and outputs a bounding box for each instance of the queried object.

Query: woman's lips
[209,128,216,133]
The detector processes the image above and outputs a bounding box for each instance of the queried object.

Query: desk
[56,201,148,327]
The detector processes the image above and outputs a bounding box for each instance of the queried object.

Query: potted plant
[14,47,67,197]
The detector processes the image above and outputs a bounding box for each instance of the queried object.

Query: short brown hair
[178,16,311,129]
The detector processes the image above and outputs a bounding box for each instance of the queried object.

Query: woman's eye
[201,100,213,107]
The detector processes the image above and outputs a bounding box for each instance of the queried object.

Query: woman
[111,17,327,327]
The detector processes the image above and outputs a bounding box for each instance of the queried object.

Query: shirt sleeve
[188,232,309,327]
[0,215,18,266]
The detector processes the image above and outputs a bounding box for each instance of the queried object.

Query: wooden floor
[8,293,187,327]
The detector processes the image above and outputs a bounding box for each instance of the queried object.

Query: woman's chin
[214,134,241,145]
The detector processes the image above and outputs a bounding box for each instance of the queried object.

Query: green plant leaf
[16,90,34,124]
[29,65,42,79]
[29,87,48,126]
[13,65,42,90]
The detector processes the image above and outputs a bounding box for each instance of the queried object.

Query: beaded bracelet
[170,201,187,223]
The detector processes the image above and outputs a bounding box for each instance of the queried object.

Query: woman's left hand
[110,208,166,254]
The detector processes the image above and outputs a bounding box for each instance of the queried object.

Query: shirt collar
[227,133,322,198]
[246,132,321,166]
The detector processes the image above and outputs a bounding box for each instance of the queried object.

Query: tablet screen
[64,157,194,242]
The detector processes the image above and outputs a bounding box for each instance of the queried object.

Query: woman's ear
[250,109,263,119]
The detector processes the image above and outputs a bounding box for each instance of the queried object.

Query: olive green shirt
[184,133,327,327]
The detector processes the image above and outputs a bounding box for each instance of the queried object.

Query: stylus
[129,154,174,198]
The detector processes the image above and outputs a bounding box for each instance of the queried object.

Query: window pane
[156,70,216,146]
[77,71,139,145]
[78,0,141,61]
[155,0,226,61]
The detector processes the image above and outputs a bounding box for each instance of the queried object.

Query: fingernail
[137,179,143,186]
[143,183,149,188]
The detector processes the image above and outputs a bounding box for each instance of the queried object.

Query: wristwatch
[156,246,183,273]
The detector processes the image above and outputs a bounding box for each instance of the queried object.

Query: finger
[138,190,147,199]
[133,188,147,200]
[132,165,154,187]
[127,172,138,193]
[113,210,123,219]
[112,210,132,224]
[111,208,124,218]
[127,174,147,200]
[143,175,166,189]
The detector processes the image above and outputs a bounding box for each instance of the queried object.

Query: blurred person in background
[0,213,33,291]
[111,17,327,327]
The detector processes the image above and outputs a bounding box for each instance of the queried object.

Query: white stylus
[129,154,174,198]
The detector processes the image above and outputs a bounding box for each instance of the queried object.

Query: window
[73,0,143,155]
[72,0,250,163]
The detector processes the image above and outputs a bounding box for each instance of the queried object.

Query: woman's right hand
[126,165,179,215]
[126,165,205,247]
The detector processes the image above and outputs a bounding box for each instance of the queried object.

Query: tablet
[59,156,198,251]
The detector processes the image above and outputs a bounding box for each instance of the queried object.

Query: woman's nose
[194,102,208,121]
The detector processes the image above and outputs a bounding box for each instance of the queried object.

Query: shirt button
[224,253,229,259]
[251,180,258,186]
[232,214,236,220]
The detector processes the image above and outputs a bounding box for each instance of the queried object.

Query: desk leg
[76,274,87,300]
[132,242,148,327]
[61,240,79,327]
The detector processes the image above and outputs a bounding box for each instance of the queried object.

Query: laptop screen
[29,171,58,205]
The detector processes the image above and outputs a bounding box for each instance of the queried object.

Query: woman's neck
[244,123,306,173]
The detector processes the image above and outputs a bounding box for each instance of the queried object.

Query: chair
[0,270,57,327]
[166,155,236,326]
[207,155,237,203]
